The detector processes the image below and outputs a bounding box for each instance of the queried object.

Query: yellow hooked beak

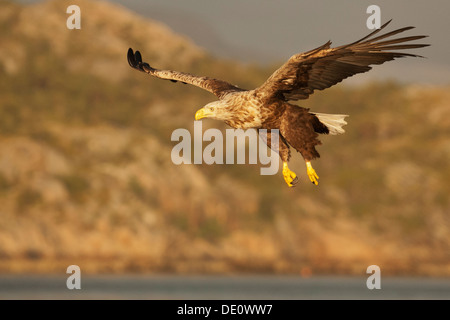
[195,108,212,120]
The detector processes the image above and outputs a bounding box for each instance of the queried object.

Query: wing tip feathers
[127,48,152,72]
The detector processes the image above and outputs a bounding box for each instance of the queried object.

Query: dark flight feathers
[128,20,428,102]
[256,20,429,101]
[127,48,244,99]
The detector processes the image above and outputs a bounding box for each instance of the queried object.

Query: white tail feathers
[313,112,349,135]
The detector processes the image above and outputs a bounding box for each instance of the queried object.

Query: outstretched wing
[256,20,429,101]
[127,48,245,99]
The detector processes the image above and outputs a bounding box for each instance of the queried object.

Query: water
[0,275,449,300]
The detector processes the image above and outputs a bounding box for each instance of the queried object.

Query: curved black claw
[291,176,299,187]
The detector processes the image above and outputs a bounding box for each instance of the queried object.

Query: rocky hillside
[0,0,448,276]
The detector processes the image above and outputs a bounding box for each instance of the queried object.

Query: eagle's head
[195,101,232,121]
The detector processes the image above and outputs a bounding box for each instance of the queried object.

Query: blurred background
[0,0,449,298]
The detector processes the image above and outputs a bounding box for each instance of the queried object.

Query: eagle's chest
[224,93,266,129]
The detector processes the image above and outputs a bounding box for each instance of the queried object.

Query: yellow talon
[306,161,319,185]
[282,162,298,187]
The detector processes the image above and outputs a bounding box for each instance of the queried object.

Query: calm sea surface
[0,275,449,300]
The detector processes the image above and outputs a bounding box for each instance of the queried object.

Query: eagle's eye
[210,107,215,112]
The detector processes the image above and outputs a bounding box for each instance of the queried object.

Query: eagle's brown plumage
[128,20,428,187]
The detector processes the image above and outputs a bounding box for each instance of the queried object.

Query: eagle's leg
[279,105,324,186]
[282,162,298,187]
[258,129,298,187]
[306,161,319,185]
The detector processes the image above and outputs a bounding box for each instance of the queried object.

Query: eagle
[127,20,428,187]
